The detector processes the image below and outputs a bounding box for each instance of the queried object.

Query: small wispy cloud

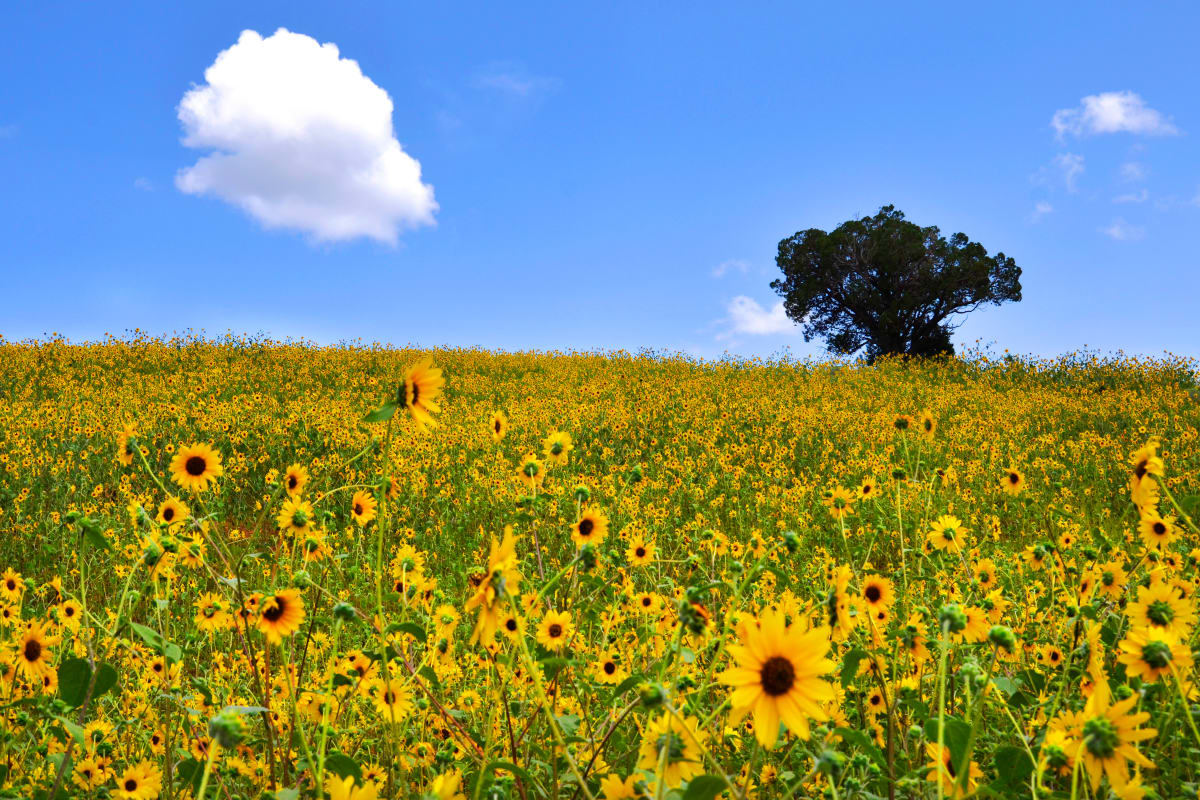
[1029,201,1053,223]
[1112,189,1148,204]
[1052,91,1179,140]
[133,177,154,191]
[712,259,749,278]
[472,62,560,98]
[717,296,799,339]
[1101,218,1145,241]
[1034,153,1085,193]
[1119,161,1148,182]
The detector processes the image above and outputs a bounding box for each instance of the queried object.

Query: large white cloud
[176,28,436,244]
[722,296,798,337]
[1052,91,1179,139]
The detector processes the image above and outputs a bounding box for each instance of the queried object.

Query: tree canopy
[770,205,1022,360]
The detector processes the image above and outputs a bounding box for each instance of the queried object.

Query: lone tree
[770,205,1021,359]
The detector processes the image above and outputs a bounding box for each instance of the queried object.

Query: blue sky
[2,2,1198,359]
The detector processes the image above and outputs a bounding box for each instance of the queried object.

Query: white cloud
[720,296,798,337]
[472,62,560,98]
[1052,91,1179,139]
[1119,161,1147,182]
[176,28,436,245]
[712,259,749,278]
[1054,153,1085,192]
[1030,201,1053,222]
[1101,218,1145,241]
[1113,189,1148,204]
[133,177,153,191]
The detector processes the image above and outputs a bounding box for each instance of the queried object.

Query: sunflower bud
[573,484,591,503]
[333,602,356,623]
[577,543,597,572]
[291,570,313,589]
[781,530,800,553]
[208,709,244,748]
[988,625,1016,653]
[938,604,967,634]
[639,682,665,708]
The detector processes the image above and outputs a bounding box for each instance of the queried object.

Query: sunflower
[283,463,309,497]
[328,776,379,800]
[489,412,508,443]
[169,442,223,493]
[543,430,574,465]
[1094,560,1129,601]
[627,536,655,566]
[571,509,609,548]
[892,414,913,432]
[114,761,163,800]
[1126,581,1195,638]
[276,498,315,537]
[152,496,187,527]
[1118,627,1192,684]
[1070,686,1157,792]
[823,487,856,520]
[636,712,708,791]
[925,741,981,798]
[351,490,378,527]
[516,454,545,490]
[116,424,137,467]
[194,592,230,634]
[858,477,878,500]
[1138,509,1178,549]
[861,575,894,613]
[369,677,414,722]
[14,620,56,680]
[927,515,968,553]
[258,589,305,644]
[592,651,627,685]
[718,609,835,747]
[972,558,998,590]
[1000,467,1025,496]
[465,527,522,646]
[426,771,466,800]
[597,774,643,800]
[58,599,82,632]
[536,610,574,651]
[398,357,445,432]
[0,569,25,603]
[825,565,857,641]
[916,409,936,439]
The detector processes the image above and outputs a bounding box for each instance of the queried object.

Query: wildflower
[114,761,163,800]
[1117,628,1192,684]
[489,412,507,442]
[1000,467,1025,496]
[571,509,609,548]
[917,409,936,439]
[1126,581,1195,638]
[351,490,378,527]
[398,357,445,432]
[0,569,24,603]
[592,651,626,685]
[328,776,378,800]
[516,454,545,490]
[257,589,305,644]
[627,536,655,566]
[858,476,878,500]
[925,742,981,798]
[369,677,414,722]
[426,771,465,800]
[1137,509,1178,549]
[543,430,574,465]
[283,463,309,497]
[718,609,835,747]
[823,487,856,520]
[636,713,708,790]
[116,424,137,466]
[861,575,894,613]
[169,442,223,493]
[598,774,643,800]
[536,610,574,651]
[194,593,230,634]
[13,620,56,680]
[1073,688,1157,792]
[465,528,521,646]
[156,497,188,527]
[276,498,315,536]
[927,515,967,553]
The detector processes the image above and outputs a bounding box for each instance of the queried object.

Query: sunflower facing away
[169,442,224,493]
[543,430,574,465]
[398,357,445,432]
[718,609,835,747]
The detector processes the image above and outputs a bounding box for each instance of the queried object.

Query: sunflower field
[1,334,1199,800]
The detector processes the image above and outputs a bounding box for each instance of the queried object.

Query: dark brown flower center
[23,639,41,662]
[760,655,795,696]
[603,661,616,674]
[125,779,138,791]
[578,519,594,537]
[548,624,563,638]
[865,585,882,603]
[263,598,285,622]
[185,455,207,476]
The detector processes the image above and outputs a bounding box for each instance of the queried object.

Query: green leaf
[839,646,868,688]
[53,715,86,746]
[390,621,427,643]
[324,752,361,782]
[129,621,183,662]
[556,714,581,736]
[924,716,972,776]
[610,674,644,700]
[58,658,92,708]
[80,518,114,553]
[991,745,1035,788]
[363,403,397,423]
[222,704,270,715]
[833,727,887,770]
[483,760,536,788]
[272,791,300,800]
[991,676,1023,698]
[175,758,206,795]
[93,662,118,700]
[683,775,728,800]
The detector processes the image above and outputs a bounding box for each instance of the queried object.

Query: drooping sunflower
[636,712,708,791]
[276,498,316,537]
[927,515,968,553]
[536,610,574,651]
[542,430,574,465]
[718,609,835,747]
[258,589,305,645]
[1000,467,1025,496]
[489,412,508,443]
[1072,686,1157,792]
[571,509,609,548]
[823,487,856,520]
[113,761,163,800]
[169,442,224,493]
[283,463,309,497]
[464,527,521,646]
[351,490,378,527]
[825,564,857,641]
[398,357,445,432]
[14,620,56,680]
[1118,627,1192,684]
[1126,581,1196,638]
[516,454,545,490]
